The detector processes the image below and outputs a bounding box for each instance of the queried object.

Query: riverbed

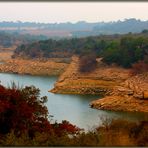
[0,73,147,130]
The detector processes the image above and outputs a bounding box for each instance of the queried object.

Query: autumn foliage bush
[0,83,148,146]
[130,60,148,75]
[79,54,97,73]
[0,83,80,145]
[0,84,49,136]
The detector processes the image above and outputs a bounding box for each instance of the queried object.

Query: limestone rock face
[133,93,143,99]
[117,86,134,95]
[90,95,148,113]
[91,73,148,113]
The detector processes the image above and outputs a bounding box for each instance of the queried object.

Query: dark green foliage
[101,41,120,65]
[102,36,148,68]
[13,35,113,59]
[14,32,148,70]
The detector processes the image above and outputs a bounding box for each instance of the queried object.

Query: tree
[102,36,148,68]
[0,84,80,139]
[0,84,49,136]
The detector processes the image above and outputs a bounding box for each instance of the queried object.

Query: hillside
[93,18,148,35]
[0,19,148,37]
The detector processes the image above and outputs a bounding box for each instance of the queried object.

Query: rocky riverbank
[50,55,148,113]
[0,58,69,76]
[90,73,148,113]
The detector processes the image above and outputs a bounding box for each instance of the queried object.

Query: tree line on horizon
[0,31,48,48]
[0,18,148,37]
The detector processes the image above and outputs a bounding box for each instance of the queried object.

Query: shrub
[130,60,148,75]
[0,84,80,140]
[79,54,97,73]
[0,84,49,136]
[102,36,148,68]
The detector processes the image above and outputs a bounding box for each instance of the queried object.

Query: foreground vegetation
[0,83,147,146]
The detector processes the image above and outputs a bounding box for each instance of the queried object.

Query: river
[0,73,147,131]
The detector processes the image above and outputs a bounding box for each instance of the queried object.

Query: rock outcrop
[90,95,148,113]
[90,73,148,113]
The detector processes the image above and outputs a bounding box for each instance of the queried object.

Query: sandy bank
[0,58,69,76]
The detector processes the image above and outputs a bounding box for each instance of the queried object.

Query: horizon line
[0,18,147,24]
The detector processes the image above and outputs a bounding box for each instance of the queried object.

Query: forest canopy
[14,31,148,68]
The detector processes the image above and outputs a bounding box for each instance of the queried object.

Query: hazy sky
[0,2,148,23]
